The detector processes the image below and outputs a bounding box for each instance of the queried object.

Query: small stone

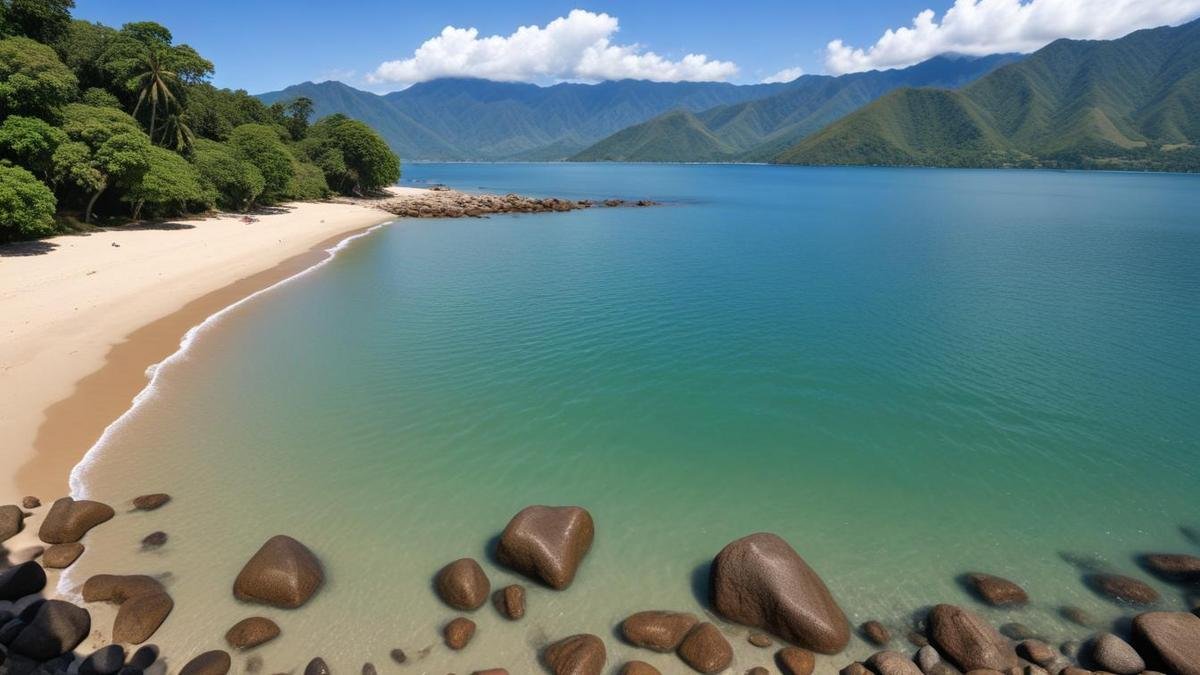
[840,664,872,675]
[80,644,126,675]
[141,532,168,549]
[180,650,231,675]
[443,617,476,650]
[867,650,922,675]
[0,505,23,542]
[1017,639,1056,666]
[1090,632,1144,674]
[620,610,698,652]
[1085,573,1160,605]
[389,648,407,664]
[38,497,114,544]
[927,604,1018,671]
[542,634,606,675]
[749,632,773,647]
[1060,640,1081,659]
[747,668,771,675]
[435,558,490,610]
[907,630,929,647]
[618,662,660,675]
[21,497,40,510]
[361,663,377,675]
[245,655,264,672]
[304,658,330,675]
[132,494,171,511]
[965,573,1029,607]
[999,622,1036,641]
[776,646,816,675]
[42,543,85,569]
[861,620,891,645]
[493,584,525,620]
[677,622,733,674]
[225,617,280,650]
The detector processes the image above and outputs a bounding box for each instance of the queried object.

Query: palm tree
[158,111,195,152]
[131,47,180,144]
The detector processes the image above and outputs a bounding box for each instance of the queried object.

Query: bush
[285,159,329,200]
[0,164,56,240]
[227,123,293,202]
[190,138,263,211]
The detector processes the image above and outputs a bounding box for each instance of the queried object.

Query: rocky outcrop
[0,561,46,601]
[8,599,91,660]
[443,617,475,650]
[496,505,594,590]
[225,616,280,649]
[543,634,606,675]
[370,191,656,220]
[676,622,732,674]
[493,584,525,620]
[1086,573,1160,605]
[926,603,1018,671]
[709,532,850,654]
[180,650,232,675]
[233,535,324,608]
[963,573,1028,607]
[41,542,84,569]
[434,558,490,610]
[1131,611,1200,675]
[38,497,114,544]
[620,610,698,652]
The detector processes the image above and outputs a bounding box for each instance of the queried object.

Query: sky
[73,0,1200,93]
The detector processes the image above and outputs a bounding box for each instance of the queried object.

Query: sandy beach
[0,189,428,511]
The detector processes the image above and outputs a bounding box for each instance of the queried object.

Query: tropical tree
[52,103,152,222]
[0,35,76,119]
[130,46,179,143]
[302,114,399,195]
[0,114,66,180]
[122,145,202,219]
[190,138,264,211]
[227,123,294,202]
[0,0,74,43]
[285,96,313,140]
[0,164,56,240]
[157,110,195,152]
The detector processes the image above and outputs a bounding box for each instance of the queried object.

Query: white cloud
[762,67,805,84]
[370,9,738,85]
[825,0,1200,74]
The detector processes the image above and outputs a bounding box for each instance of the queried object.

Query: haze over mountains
[260,19,1200,171]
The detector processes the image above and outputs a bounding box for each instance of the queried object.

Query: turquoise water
[71,165,1200,673]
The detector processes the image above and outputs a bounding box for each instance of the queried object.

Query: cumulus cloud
[762,66,805,84]
[370,9,738,85]
[825,0,1200,74]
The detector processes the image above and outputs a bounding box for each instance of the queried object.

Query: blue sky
[73,0,1200,93]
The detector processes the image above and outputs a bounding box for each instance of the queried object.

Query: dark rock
[927,603,1018,671]
[0,562,46,601]
[471,670,508,675]
[141,532,167,549]
[1086,573,1160,605]
[676,622,732,674]
[41,543,84,569]
[1090,632,1144,674]
[1139,553,1200,584]
[542,634,606,675]
[83,574,164,603]
[177,653,231,675]
[225,617,280,649]
[38,498,114,544]
[132,494,171,511]
[964,573,1029,607]
[112,591,173,644]
[620,610,698,652]
[1131,611,1200,675]
[493,584,525,620]
[434,558,490,610]
[20,497,39,510]
[1059,606,1093,627]
[775,645,815,675]
[710,532,850,654]
[867,650,922,675]
[999,623,1036,641]
[233,535,324,608]
[389,648,406,664]
[1017,640,1056,667]
[361,663,377,675]
[1,616,24,644]
[495,505,594,590]
[0,505,23,543]
[128,645,159,669]
[8,599,90,660]
[443,617,475,650]
[80,644,127,675]
[618,662,660,675]
[749,632,773,647]
[304,657,330,675]
[861,620,891,646]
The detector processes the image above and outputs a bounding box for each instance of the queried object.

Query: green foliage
[122,144,202,218]
[52,20,117,90]
[284,96,313,140]
[0,164,56,240]
[53,103,153,222]
[301,114,399,194]
[571,109,735,162]
[0,35,76,119]
[190,138,263,211]
[81,86,120,108]
[285,158,329,200]
[227,123,293,202]
[0,0,74,43]
[185,84,282,141]
[0,114,65,179]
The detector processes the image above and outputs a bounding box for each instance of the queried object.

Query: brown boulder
[861,620,891,645]
[38,497,114,544]
[543,634,606,675]
[225,616,281,649]
[677,622,733,674]
[42,543,84,569]
[434,558,490,610]
[1,504,26,542]
[180,650,232,675]
[496,505,594,590]
[1017,639,1056,666]
[618,662,661,675]
[82,574,164,603]
[8,599,91,659]
[927,604,1019,671]
[443,617,476,650]
[112,590,173,643]
[1086,573,1160,605]
[1139,553,1200,584]
[493,583,525,620]
[132,494,171,511]
[1131,611,1200,675]
[776,646,816,675]
[964,573,1028,607]
[620,610,698,652]
[233,535,324,608]
[1090,632,1144,675]
[710,532,850,654]
[867,650,922,675]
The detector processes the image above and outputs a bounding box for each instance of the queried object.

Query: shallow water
[70,164,1200,673]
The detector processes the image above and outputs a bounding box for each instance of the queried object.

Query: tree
[190,138,263,211]
[122,145,201,219]
[52,103,152,223]
[53,20,118,91]
[0,35,77,119]
[0,164,56,240]
[0,114,65,180]
[0,0,74,43]
[130,46,180,144]
[285,158,329,200]
[285,96,313,140]
[302,114,399,195]
[157,110,194,152]
[80,86,120,108]
[227,123,294,202]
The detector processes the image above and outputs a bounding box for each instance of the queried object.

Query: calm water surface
[71,164,1200,673]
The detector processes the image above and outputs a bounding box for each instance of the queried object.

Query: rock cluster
[371,190,656,219]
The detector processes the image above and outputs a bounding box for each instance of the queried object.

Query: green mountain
[260,78,791,161]
[570,54,1019,162]
[776,19,1200,171]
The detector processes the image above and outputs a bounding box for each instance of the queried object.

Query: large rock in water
[179,650,232,675]
[1086,573,1160,605]
[926,603,1018,671]
[1139,553,1200,584]
[709,532,850,654]
[112,590,173,643]
[0,561,46,601]
[8,599,91,660]
[434,558,490,610]
[82,574,164,603]
[675,622,732,674]
[233,535,324,608]
[542,634,606,675]
[1131,611,1200,675]
[38,497,114,544]
[963,573,1028,607]
[620,610,698,652]
[496,505,594,590]
[1,504,23,542]
[225,616,281,649]
[1090,632,1144,674]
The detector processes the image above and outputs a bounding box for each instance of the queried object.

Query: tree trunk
[85,183,108,224]
[132,199,144,221]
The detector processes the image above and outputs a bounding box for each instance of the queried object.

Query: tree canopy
[303,114,401,195]
[0,163,55,240]
[0,35,76,119]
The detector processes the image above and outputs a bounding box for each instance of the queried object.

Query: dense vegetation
[0,0,399,242]
[775,19,1200,171]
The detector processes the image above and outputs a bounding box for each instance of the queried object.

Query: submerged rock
[1090,632,1144,674]
[493,584,525,620]
[304,657,331,675]
[141,531,168,549]
[8,599,90,660]
[225,616,280,650]
[1017,639,1057,667]
[233,535,324,608]
[443,617,475,650]
[620,610,698,652]
[860,620,891,646]
[42,542,84,569]
[542,634,606,675]
[0,561,46,601]
[38,497,114,543]
[710,532,850,654]
[964,573,1028,607]
[1059,605,1093,627]
[676,622,732,674]
[496,505,594,590]
[132,494,171,511]
[926,603,1018,671]
[1131,611,1200,675]
[775,645,816,675]
[434,558,490,610]
[389,648,406,663]
[1139,553,1200,584]
[1086,573,1160,605]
